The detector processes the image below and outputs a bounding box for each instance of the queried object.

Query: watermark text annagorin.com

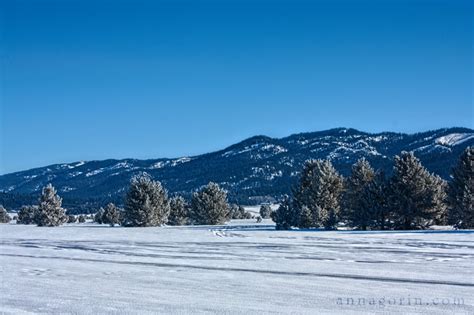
[336,296,465,308]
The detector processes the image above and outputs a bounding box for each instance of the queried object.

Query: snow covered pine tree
[344,158,376,230]
[168,196,189,226]
[259,204,272,219]
[17,205,37,224]
[390,152,447,230]
[229,204,252,219]
[293,159,344,229]
[35,184,67,226]
[191,182,229,225]
[0,205,11,223]
[360,171,391,230]
[448,146,474,229]
[94,208,105,224]
[270,195,296,230]
[102,203,121,226]
[123,173,170,227]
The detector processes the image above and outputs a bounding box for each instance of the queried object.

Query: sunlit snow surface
[1,222,473,314]
[435,133,474,146]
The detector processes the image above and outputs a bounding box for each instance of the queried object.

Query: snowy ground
[1,221,473,314]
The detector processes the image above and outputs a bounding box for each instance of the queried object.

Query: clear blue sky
[1,0,472,174]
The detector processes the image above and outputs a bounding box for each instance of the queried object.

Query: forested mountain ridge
[1,127,472,211]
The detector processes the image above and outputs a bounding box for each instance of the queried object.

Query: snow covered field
[1,221,473,314]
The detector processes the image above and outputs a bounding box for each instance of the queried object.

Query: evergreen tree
[102,203,121,226]
[259,204,272,219]
[294,159,344,229]
[239,205,252,219]
[94,208,105,224]
[0,205,11,223]
[228,204,251,219]
[17,205,37,225]
[67,215,77,223]
[448,147,474,228]
[191,182,229,225]
[228,204,241,219]
[35,184,67,226]
[297,205,314,228]
[168,196,189,226]
[429,175,448,225]
[390,152,447,229]
[360,171,390,230]
[344,158,376,230]
[123,173,170,227]
[270,196,295,230]
[78,215,86,223]
[320,207,338,230]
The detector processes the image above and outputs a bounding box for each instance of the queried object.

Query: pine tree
[239,205,252,219]
[270,196,295,230]
[78,215,86,223]
[94,208,105,224]
[67,215,77,223]
[360,171,390,230]
[190,182,229,225]
[297,205,314,228]
[0,205,11,223]
[429,175,448,225]
[294,159,344,229]
[259,205,272,219]
[344,158,376,230]
[228,204,241,219]
[17,205,37,225]
[168,196,189,226]
[102,203,121,227]
[228,204,251,219]
[320,207,338,230]
[123,173,170,227]
[448,147,474,228]
[35,184,67,226]
[229,204,252,220]
[390,152,447,230]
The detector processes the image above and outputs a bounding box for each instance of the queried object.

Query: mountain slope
[1,127,473,210]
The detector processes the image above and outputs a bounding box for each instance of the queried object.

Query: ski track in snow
[1,222,473,314]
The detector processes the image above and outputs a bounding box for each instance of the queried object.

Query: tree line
[1,147,472,230]
[5,174,252,227]
[272,147,473,230]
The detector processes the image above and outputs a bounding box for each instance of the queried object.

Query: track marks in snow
[211,229,247,238]
[2,253,474,288]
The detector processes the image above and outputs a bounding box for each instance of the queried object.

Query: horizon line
[1,125,472,176]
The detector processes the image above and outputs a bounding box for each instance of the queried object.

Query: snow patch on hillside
[150,161,167,169]
[85,169,104,177]
[327,139,381,160]
[415,144,451,154]
[150,157,192,169]
[110,162,132,170]
[68,171,83,178]
[370,135,387,142]
[171,157,192,166]
[222,144,287,157]
[251,166,283,181]
[23,174,38,179]
[63,161,86,169]
[61,186,76,192]
[435,133,474,146]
